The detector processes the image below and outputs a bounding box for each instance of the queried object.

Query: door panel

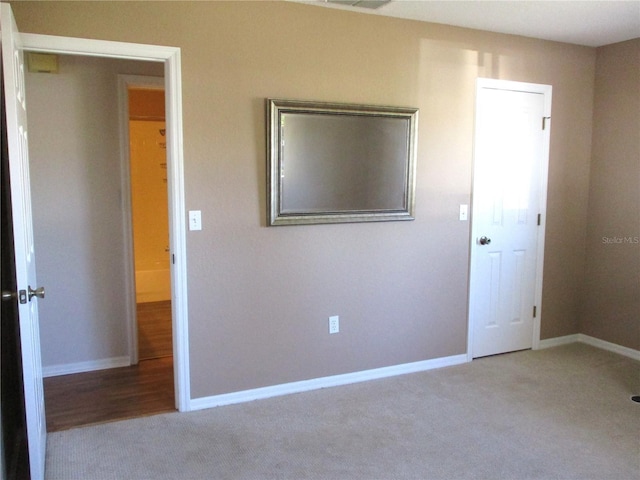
[1,4,46,479]
[1,66,30,480]
[470,83,548,359]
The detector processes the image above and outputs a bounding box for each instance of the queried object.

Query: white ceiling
[299,1,640,47]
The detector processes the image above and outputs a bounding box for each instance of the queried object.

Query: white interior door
[1,3,47,479]
[469,79,551,359]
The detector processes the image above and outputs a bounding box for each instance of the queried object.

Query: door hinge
[172,254,175,265]
[542,116,551,130]
[533,305,537,318]
[537,213,541,226]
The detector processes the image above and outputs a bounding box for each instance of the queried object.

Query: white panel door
[1,4,47,479]
[469,81,550,359]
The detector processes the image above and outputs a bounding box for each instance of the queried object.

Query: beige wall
[580,39,640,350]
[13,1,596,398]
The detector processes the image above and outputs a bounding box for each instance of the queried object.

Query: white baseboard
[187,334,640,412]
[189,353,468,411]
[538,334,580,349]
[538,333,640,361]
[577,334,640,361]
[43,356,131,378]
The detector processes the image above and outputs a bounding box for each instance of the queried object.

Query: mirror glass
[268,99,418,225]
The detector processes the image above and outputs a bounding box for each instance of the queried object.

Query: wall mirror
[267,99,418,226]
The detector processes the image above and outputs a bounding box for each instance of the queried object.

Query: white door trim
[467,78,552,361]
[117,74,165,366]
[21,34,191,411]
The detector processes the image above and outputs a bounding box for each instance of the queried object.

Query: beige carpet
[45,343,639,479]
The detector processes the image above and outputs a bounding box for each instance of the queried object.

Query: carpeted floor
[45,343,639,479]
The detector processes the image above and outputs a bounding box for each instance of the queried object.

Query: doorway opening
[128,85,173,364]
[20,40,189,432]
[25,58,176,430]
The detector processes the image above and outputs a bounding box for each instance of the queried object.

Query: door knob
[1,291,16,301]
[478,236,491,245]
[28,286,45,301]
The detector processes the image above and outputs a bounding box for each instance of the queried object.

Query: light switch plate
[459,204,468,221]
[189,210,202,231]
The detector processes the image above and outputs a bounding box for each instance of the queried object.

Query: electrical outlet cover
[329,315,339,334]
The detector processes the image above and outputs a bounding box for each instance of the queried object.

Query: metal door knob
[478,236,491,245]
[28,286,45,301]
[1,291,15,301]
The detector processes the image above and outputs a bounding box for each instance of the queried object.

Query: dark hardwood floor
[44,301,174,432]
[138,300,173,360]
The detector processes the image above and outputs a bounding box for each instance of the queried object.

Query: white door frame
[117,74,165,366]
[467,78,552,361]
[22,33,191,411]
